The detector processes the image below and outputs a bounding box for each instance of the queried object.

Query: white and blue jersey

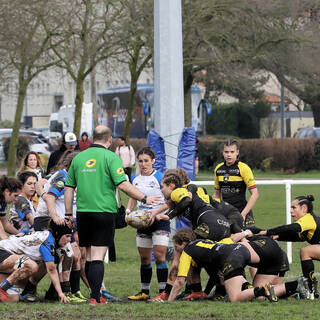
[131,170,170,233]
[0,230,55,262]
[9,196,35,231]
[35,169,76,219]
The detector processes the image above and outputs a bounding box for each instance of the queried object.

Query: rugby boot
[182,291,206,301]
[128,291,150,301]
[311,277,319,299]
[0,288,9,302]
[101,289,122,302]
[176,291,191,300]
[148,292,168,302]
[297,276,311,300]
[73,291,88,302]
[65,292,86,303]
[89,297,107,305]
[263,283,278,302]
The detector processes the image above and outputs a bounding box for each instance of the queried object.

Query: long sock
[0,279,12,291]
[301,259,315,290]
[204,277,215,295]
[254,286,266,298]
[284,280,298,297]
[21,280,36,295]
[60,281,71,293]
[70,270,81,294]
[85,261,92,289]
[141,263,152,294]
[45,282,57,298]
[156,261,168,293]
[88,260,104,302]
[164,283,173,295]
[191,283,202,292]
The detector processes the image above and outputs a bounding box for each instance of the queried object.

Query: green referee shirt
[66,144,127,213]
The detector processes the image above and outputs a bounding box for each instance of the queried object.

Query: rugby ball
[125,210,151,229]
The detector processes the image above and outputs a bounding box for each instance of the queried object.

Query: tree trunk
[74,77,85,137]
[123,77,138,142]
[184,68,194,127]
[91,66,98,129]
[7,77,28,176]
[311,102,320,127]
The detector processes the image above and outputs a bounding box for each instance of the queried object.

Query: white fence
[191,179,320,263]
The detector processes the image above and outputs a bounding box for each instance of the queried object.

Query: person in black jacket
[46,132,77,175]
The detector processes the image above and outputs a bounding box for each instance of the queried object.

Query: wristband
[243,230,249,237]
[65,213,73,217]
[40,192,46,198]
[140,195,147,204]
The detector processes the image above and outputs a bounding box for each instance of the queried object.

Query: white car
[0,128,51,162]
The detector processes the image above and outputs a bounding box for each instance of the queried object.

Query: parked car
[0,128,51,162]
[294,127,320,138]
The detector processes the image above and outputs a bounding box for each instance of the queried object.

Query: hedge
[198,137,320,173]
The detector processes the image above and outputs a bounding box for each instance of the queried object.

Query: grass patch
[1,175,320,319]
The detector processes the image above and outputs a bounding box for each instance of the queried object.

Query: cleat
[65,292,86,303]
[0,288,9,302]
[73,291,88,302]
[263,283,278,302]
[148,292,168,302]
[176,291,191,300]
[99,296,108,304]
[101,289,122,302]
[297,277,311,300]
[311,277,319,299]
[182,291,206,301]
[128,291,150,301]
[19,292,41,302]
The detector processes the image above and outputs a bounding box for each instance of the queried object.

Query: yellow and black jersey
[177,238,250,280]
[177,238,234,277]
[267,213,320,245]
[214,160,257,211]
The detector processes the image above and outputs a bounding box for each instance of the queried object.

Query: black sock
[156,261,168,293]
[204,277,215,295]
[254,286,266,298]
[45,282,57,298]
[140,264,152,294]
[85,261,92,289]
[60,281,71,293]
[215,284,226,297]
[284,280,298,297]
[241,282,252,291]
[185,283,192,294]
[88,260,104,301]
[301,259,314,290]
[70,270,81,294]
[21,280,36,295]
[164,283,173,295]
[191,282,202,292]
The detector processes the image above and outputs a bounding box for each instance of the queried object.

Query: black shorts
[249,236,283,275]
[0,249,12,264]
[195,211,230,241]
[77,212,115,247]
[221,244,251,280]
[279,249,290,276]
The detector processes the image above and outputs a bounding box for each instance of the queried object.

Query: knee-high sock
[141,263,152,294]
[301,259,315,290]
[88,260,104,301]
[70,270,81,294]
[156,261,168,292]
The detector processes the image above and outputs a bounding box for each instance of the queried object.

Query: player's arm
[168,251,192,301]
[0,217,8,239]
[0,216,18,236]
[64,186,75,218]
[261,223,302,241]
[45,194,65,225]
[45,261,69,303]
[241,187,259,220]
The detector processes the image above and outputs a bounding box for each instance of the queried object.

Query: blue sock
[0,279,12,291]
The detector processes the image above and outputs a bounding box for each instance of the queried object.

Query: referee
[64,125,160,305]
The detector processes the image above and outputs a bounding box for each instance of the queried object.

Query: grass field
[1,175,320,319]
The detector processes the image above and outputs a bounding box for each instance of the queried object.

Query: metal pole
[280,84,285,137]
[154,0,184,169]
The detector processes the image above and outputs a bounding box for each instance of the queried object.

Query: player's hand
[52,216,65,226]
[244,229,253,237]
[125,208,131,216]
[271,235,279,240]
[258,230,267,236]
[35,179,47,195]
[59,293,70,303]
[146,195,162,205]
[65,217,74,229]
[156,214,169,221]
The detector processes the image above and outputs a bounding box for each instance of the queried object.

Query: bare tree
[43,0,125,137]
[0,0,58,176]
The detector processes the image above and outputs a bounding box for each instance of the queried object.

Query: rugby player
[0,222,71,303]
[213,139,258,227]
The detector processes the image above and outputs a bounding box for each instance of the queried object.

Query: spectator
[19,151,45,181]
[115,136,135,181]
[46,132,77,175]
[79,132,92,151]
[64,125,161,305]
